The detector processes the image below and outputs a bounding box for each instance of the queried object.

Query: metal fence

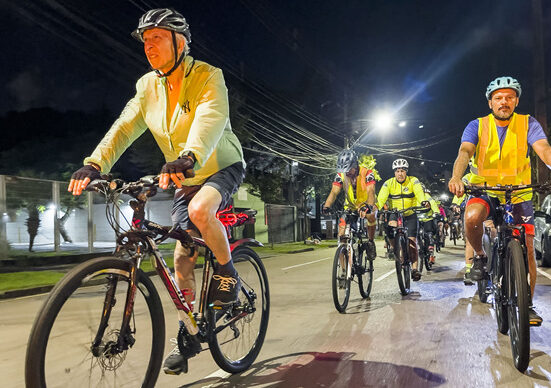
[0,175,301,254]
[0,175,173,254]
[265,204,296,244]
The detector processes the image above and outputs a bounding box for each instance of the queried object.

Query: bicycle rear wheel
[357,247,374,298]
[395,235,411,295]
[451,226,457,245]
[208,247,270,373]
[506,240,530,372]
[25,257,165,388]
[332,245,351,312]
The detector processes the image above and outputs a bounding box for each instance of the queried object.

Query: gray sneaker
[163,338,188,375]
[463,272,474,286]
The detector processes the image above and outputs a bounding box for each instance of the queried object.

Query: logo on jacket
[403,187,409,192]
[182,100,190,114]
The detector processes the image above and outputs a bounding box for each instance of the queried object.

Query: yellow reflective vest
[339,172,371,211]
[469,113,531,202]
[376,176,425,216]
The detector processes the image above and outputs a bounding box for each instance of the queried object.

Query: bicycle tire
[424,235,433,271]
[395,234,411,295]
[25,257,165,388]
[331,245,351,312]
[478,233,491,303]
[493,243,509,334]
[208,246,270,373]
[452,226,457,245]
[358,247,373,298]
[506,240,530,372]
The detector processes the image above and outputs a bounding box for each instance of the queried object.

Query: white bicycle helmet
[485,76,522,100]
[392,158,409,170]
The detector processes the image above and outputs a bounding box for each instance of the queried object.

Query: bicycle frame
[90,178,261,353]
[338,211,367,279]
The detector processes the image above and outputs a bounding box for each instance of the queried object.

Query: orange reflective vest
[470,113,532,202]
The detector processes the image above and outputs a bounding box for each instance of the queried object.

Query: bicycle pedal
[529,319,543,327]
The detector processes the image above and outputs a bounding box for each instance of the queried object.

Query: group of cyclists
[63,6,550,378]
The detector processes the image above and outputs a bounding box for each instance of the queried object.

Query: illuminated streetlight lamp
[398,121,406,127]
[373,111,394,130]
[440,193,449,201]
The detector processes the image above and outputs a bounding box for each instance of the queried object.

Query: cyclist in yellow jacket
[376,159,429,281]
[67,8,244,374]
[449,76,551,325]
[323,149,380,258]
[418,183,440,264]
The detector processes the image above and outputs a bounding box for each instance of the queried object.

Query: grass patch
[252,240,338,255]
[0,271,65,292]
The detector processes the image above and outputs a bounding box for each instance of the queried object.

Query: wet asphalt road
[2,237,551,387]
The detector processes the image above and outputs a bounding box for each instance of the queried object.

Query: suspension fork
[91,274,119,354]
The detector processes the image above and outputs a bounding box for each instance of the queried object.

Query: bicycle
[381,206,429,296]
[476,223,494,304]
[465,182,549,372]
[449,215,461,245]
[25,176,270,387]
[417,220,435,273]
[331,209,375,313]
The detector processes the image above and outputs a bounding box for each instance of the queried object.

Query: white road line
[203,368,231,381]
[537,268,551,281]
[375,269,396,282]
[281,257,330,271]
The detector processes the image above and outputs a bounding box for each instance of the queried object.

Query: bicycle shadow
[335,297,392,314]
[485,339,551,384]
[180,351,447,388]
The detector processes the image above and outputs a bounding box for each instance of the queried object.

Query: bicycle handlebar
[464,182,551,195]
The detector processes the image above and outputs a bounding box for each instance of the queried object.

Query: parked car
[534,194,551,267]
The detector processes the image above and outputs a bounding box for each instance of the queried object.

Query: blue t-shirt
[461,116,546,149]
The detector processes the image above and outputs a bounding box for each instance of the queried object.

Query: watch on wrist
[180,151,196,163]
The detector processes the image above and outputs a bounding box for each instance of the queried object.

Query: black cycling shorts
[171,162,245,231]
[386,212,418,238]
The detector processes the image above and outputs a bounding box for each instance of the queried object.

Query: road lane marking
[375,269,395,282]
[537,268,551,281]
[203,368,231,382]
[282,257,330,270]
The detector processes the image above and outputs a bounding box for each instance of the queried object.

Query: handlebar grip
[184,169,195,178]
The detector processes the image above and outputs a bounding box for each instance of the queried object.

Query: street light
[440,193,449,201]
[373,111,394,130]
[398,121,407,127]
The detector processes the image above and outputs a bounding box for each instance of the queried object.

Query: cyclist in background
[323,149,380,257]
[418,183,440,264]
[449,76,551,324]
[68,8,245,374]
[376,159,429,281]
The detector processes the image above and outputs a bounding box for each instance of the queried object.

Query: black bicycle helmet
[132,8,192,78]
[336,149,358,173]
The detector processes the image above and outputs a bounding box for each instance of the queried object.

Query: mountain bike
[465,182,549,372]
[417,220,434,273]
[332,209,375,313]
[381,206,428,296]
[25,176,270,387]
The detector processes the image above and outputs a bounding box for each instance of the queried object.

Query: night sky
[2,0,551,171]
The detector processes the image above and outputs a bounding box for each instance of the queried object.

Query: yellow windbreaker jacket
[84,56,244,186]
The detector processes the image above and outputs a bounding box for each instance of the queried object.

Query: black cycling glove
[160,156,195,178]
[71,165,101,182]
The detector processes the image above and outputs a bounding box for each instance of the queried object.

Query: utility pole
[532,0,549,201]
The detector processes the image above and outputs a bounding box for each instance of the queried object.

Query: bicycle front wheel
[357,246,374,298]
[332,245,351,312]
[506,239,530,372]
[25,257,165,388]
[395,234,411,295]
[208,246,270,373]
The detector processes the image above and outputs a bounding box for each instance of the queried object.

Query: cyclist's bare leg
[174,236,199,311]
[387,220,397,251]
[408,236,418,270]
[187,186,230,264]
[464,239,474,266]
[464,202,488,255]
[366,213,376,240]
